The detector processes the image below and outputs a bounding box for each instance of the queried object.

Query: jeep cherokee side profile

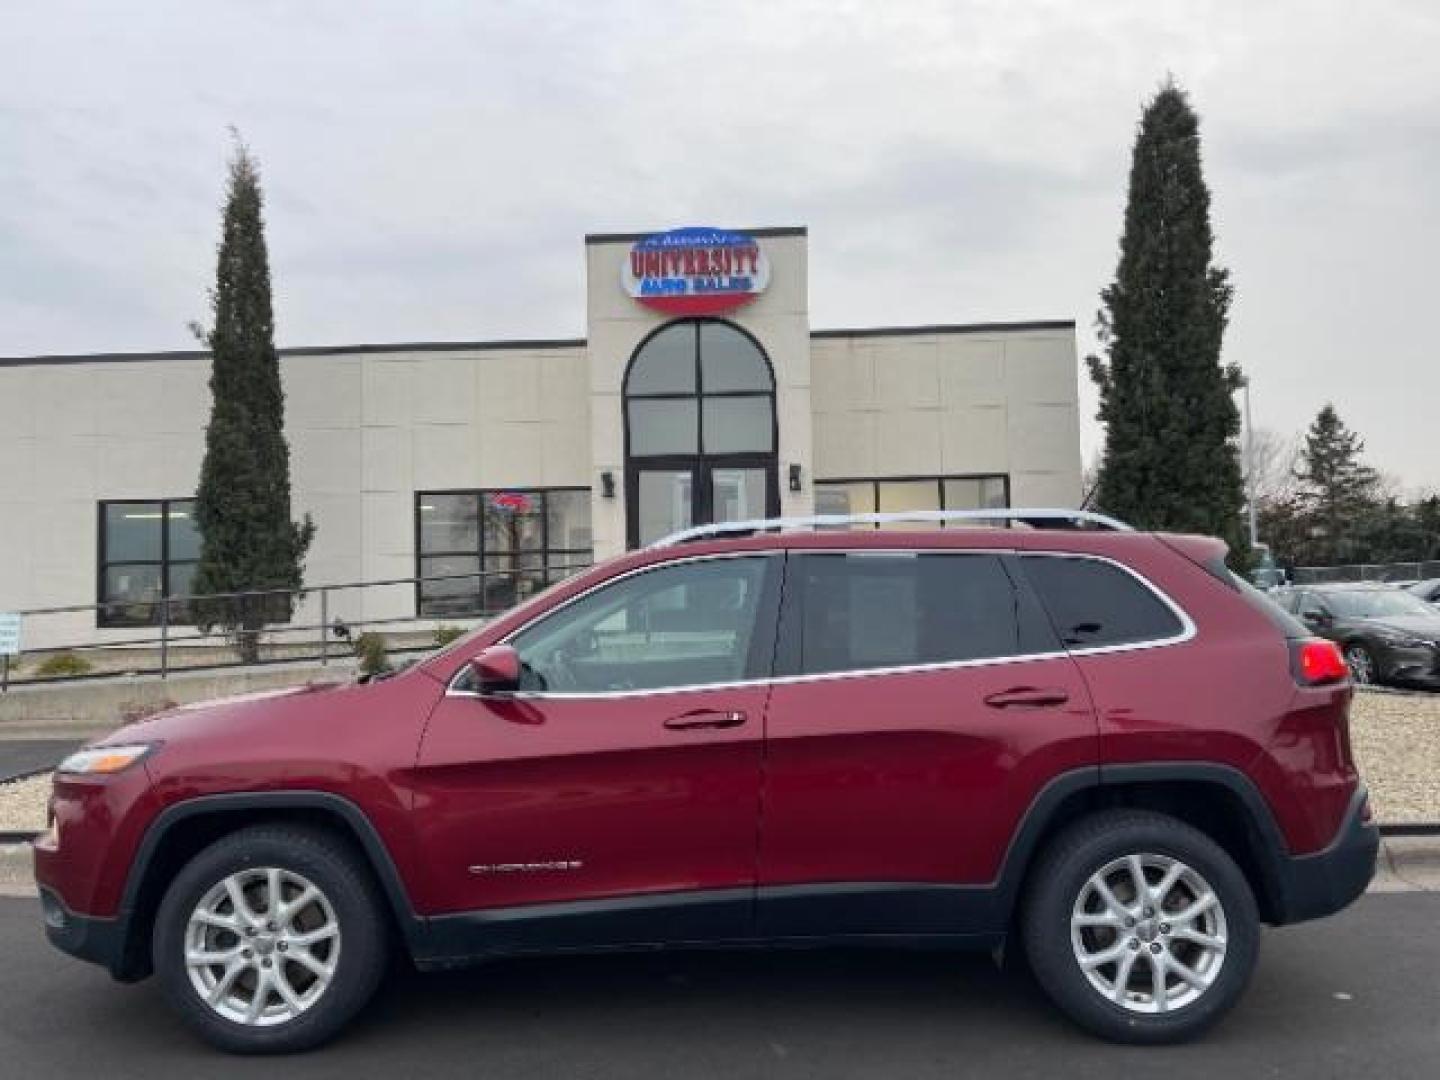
[34,511,1376,1053]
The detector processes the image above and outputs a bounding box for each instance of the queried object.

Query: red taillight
[1292,638,1348,686]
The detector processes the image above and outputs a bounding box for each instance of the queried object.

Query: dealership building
[0,226,1082,650]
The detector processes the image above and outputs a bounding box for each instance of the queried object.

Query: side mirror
[468,644,520,695]
[1301,609,1330,629]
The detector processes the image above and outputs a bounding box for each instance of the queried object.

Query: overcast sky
[3,1,1437,490]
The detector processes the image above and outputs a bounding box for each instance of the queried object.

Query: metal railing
[0,561,593,690]
[1292,561,1440,585]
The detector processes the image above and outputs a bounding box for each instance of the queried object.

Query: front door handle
[664,709,746,730]
[983,687,1070,709]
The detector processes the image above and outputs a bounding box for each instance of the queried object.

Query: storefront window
[415,488,592,616]
[98,499,201,626]
[812,475,1009,529]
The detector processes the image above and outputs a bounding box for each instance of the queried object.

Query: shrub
[36,652,93,678]
[354,632,391,678]
[120,699,178,725]
[433,624,466,648]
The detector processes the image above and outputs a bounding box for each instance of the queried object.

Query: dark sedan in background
[1279,584,1440,689]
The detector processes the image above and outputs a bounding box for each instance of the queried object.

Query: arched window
[623,320,778,547]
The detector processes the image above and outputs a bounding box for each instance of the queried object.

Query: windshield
[416,572,590,668]
[1324,590,1435,619]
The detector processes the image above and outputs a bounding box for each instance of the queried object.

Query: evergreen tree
[1292,404,1378,565]
[191,136,314,663]
[1087,80,1248,558]
[1415,496,1440,561]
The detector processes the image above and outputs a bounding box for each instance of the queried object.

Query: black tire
[152,824,388,1054]
[1020,809,1259,1044]
[1344,642,1379,686]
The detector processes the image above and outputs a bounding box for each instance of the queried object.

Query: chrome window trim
[446,550,780,698]
[445,548,1197,701]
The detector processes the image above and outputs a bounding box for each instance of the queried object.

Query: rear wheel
[152,825,388,1053]
[1020,809,1259,1044]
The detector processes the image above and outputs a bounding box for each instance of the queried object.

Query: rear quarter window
[1021,555,1184,649]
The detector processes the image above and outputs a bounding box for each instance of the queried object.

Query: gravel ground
[0,690,1434,832]
[0,773,49,833]
[1349,689,1440,823]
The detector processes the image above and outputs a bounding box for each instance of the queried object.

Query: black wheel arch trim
[993,762,1288,899]
[996,760,1374,927]
[117,790,427,964]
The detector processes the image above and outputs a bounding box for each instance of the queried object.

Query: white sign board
[0,613,19,657]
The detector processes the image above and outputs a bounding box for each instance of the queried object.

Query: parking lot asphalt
[0,740,74,783]
[0,892,1436,1078]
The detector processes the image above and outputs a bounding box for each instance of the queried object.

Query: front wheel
[1020,809,1259,1044]
[1344,643,1377,685]
[152,824,388,1054]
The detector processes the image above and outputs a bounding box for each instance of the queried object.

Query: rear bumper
[1270,786,1379,925]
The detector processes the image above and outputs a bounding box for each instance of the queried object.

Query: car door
[756,549,1097,938]
[413,552,781,948]
[1296,591,1341,641]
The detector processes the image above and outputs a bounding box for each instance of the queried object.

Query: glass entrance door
[709,465,768,526]
[634,468,695,548]
[631,460,775,547]
[623,319,779,548]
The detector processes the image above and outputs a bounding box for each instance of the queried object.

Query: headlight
[56,743,156,776]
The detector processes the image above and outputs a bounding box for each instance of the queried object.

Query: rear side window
[793,553,1019,675]
[1022,555,1183,649]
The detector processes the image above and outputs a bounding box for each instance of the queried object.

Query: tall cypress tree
[1087,80,1248,557]
[191,136,314,662]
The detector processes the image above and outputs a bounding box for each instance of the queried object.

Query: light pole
[1242,376,1259,550]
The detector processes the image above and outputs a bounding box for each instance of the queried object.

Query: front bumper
[38,887,145,981]
[1377,643,1440,688]
[1270,786,1379,925]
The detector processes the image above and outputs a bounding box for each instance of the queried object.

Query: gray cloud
[1,0,1438,490]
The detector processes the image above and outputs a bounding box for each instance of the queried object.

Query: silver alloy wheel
[1070,853,1228,1014]
[184,867,342,1027]
[1345,644,1375,684]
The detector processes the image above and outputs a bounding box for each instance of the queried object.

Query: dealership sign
[489,492,535,514]
[622,227,770,315]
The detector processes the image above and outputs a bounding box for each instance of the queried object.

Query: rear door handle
[983,687,1070,709]
[664,709,746,730]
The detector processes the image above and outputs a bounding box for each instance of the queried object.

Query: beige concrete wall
[583,229,812,559]
[810,325,1082,506]
[0,343,590,649]
[0,229,1080,650]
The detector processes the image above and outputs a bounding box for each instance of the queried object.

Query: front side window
[793,552,1019,675]
[507,556,774,694]
[1022,555,1184,649]
[98,499,200,627]
[417,489,592,616]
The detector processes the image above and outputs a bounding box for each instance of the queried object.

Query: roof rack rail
[650,508,1133,547]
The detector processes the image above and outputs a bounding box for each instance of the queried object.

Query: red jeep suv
[34,512,1376,1053]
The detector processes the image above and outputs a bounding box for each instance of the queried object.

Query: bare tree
[1246,427,1302,509]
